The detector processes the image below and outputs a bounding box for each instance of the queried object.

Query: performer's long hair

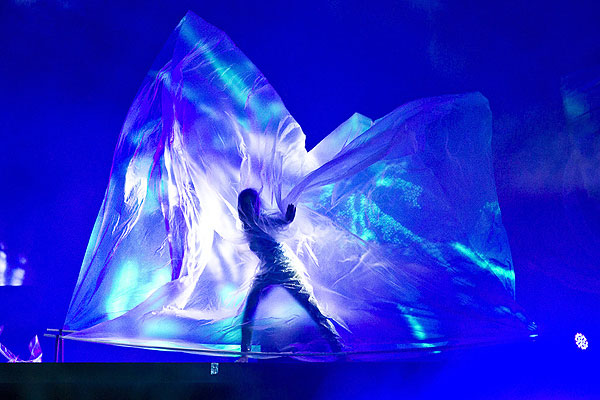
[237,188,260,230]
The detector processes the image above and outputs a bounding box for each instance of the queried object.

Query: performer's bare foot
[235,355,248,363]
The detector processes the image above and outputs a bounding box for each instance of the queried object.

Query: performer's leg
[240,281,266,355]
[285,282,343,353]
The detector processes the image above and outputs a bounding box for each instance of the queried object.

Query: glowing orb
[575,333,588,350]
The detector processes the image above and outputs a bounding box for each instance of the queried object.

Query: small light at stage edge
[575,333,588,350]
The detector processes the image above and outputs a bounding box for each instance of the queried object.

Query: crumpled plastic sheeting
[63,11,530,360]
[562,69,600,266]
[0,326,42,363]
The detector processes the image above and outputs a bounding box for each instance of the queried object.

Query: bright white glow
[124,156,150,207]
[0,250,6,286]
[575,333,588,350]
[10,268,25,286]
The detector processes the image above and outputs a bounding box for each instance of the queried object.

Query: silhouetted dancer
[236,188,343,362]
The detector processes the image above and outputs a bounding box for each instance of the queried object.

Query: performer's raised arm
[263,204,296,228]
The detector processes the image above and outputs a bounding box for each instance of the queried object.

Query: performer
[237,188,343,362]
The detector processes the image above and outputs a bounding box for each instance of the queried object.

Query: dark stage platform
[0,340,596,399]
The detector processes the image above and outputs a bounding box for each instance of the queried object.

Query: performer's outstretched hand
[285,204,296,222]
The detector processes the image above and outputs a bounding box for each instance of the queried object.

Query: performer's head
[238,188,260,225]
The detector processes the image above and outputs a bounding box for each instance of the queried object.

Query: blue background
[0,0,598,376]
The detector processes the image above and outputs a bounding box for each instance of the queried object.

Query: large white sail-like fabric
[64,12,529,360]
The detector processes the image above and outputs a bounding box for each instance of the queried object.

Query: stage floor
[1,340,596,399]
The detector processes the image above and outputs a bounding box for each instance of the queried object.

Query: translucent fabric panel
[64,11,530,360]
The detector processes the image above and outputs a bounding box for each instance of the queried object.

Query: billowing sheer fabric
[63,11,530,360]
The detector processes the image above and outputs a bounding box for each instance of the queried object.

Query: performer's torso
[245,225,285,266]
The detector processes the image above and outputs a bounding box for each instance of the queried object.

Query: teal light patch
[483,201,501,218]
[451,242,515,283]
[245,90,284,127]
[150,267,171,290]
[375,176,394,187]
[304,183,335,214]
[203,49,251,107]
[219,283,245,309]
[198,103,218,119]
[563,92,588,119]
[360,229,376,241]
[180,21,202,48]
[339,194,376,241]
[105,260,140,318]
[375,176,422,208]
[319,184,334,204]
[105,260,171,319]
[353,195,367,236]
[268,101,284,117]
[127,119,159,146]
[207,344,244,352]
[205,317,242,343]
[143,181,161,212]
[397,304,427,341]
[143,319,181,338]
[333,193,448,265]
[235,116,251,132]
[174,22,254,109]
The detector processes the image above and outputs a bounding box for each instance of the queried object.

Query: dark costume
[238,189,343,354]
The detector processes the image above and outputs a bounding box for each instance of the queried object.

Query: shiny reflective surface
[0,326,42,363]
[63,12,531,360]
